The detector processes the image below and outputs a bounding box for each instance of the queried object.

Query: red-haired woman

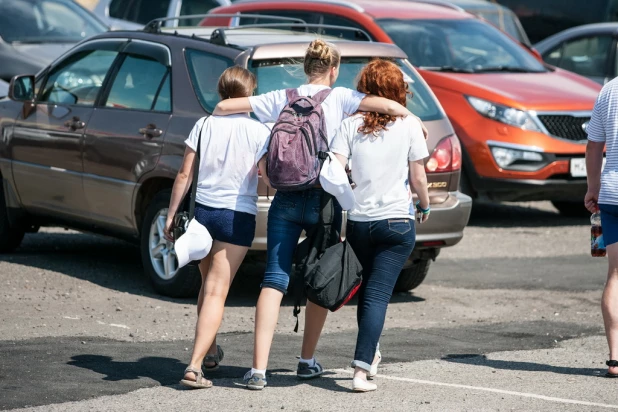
[331,59,430,392]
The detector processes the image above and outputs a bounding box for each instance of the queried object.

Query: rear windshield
[251,57,443,122]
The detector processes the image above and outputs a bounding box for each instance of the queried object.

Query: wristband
[415,201,430,214]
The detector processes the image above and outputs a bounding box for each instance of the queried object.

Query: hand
[584,189,600,214]
[416,211,430,224]
[163,216,175,242]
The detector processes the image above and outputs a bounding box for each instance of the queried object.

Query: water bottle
[591,212,607,257]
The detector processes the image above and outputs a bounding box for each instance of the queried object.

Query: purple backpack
[267,88,331,191]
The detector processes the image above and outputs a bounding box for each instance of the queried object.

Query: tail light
[425,135,462,173]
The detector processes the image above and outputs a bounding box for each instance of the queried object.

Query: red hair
[356,59,411,135]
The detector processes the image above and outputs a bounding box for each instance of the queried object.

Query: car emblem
[582,121,589,133]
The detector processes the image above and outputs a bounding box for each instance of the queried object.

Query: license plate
[570,158,606,177]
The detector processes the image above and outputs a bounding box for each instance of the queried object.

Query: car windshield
[251,57,443,122]
[377,18,546,73]
[471,9,525,43]
[0,0,107,44]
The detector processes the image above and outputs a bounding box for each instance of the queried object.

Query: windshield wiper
[418,66,474,73]
[471,66,541,73]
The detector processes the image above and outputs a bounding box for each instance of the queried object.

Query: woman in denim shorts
[164,67,270,389]
[331,60,430,392]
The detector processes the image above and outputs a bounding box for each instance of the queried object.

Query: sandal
[180,366,213,389]
[202,345,224,371]
[606,360,618,378]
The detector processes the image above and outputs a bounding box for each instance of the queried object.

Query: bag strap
[285,88,300,103]
[311,88,332,105]
[188,118,205,219]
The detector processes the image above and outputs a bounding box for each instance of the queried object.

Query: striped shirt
[588,77,618,206]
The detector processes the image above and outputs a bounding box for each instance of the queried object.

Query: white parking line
[334,369,618,409]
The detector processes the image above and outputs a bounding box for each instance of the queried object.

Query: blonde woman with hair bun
[213,39,426,390]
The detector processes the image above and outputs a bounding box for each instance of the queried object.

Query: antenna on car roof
[205,23,373,44]
[143,13,307,34]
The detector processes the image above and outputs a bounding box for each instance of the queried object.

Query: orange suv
[205,0,603,215]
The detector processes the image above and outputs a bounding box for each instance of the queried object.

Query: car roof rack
[234,0,365,12]
[409,0,466,12]
[143,13,307,33]
[207,23,373,45]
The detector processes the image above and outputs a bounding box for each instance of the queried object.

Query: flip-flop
[180,366,213,389]
[606,360,618,378]
[202,345,224,371]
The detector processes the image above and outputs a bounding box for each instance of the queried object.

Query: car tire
[140,189,201,298]
[394,258,431,293]
[551,201,588,217]
[0,186,25,253]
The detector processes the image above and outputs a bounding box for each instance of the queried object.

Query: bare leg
[300,300,328,359]
[253,287,284,369]
[195,256,218,364]
[184,242,249,381]
[602,242,618,375]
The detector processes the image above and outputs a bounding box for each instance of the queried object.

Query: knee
[261,272,289,294]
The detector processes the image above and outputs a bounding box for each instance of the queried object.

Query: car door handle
[64,116,86,130]
[139,124,163,138]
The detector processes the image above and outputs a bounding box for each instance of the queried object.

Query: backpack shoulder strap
[311,88,332,105]
[285,88,300,103]
[188,118,205,219]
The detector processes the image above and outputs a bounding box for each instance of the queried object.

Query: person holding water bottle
[585,77,618,377]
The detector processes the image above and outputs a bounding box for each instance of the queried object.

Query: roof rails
[143,13,307,34]
[208,23,373,45]
[409,0,466,12]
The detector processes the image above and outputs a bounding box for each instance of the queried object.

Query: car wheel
[394,258,431,293]
[0,186,25,252]
[140,189,201,298]
[459,169,474,198]
[551,201,589,217]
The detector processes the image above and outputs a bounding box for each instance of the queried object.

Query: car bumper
[250,191,472,251]
[471,174,587,202]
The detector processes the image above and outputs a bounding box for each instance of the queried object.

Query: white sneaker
[353,377,377,392]
[368,349,382,379]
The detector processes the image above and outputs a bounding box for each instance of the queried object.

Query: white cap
[174,218,213,269]
[319,152,355,211]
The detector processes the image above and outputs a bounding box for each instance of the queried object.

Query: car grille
[536,114,590,141]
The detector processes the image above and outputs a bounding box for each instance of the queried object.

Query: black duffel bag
[293,192,363,332]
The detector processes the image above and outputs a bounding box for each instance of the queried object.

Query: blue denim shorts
[600,204,618,247]
[194,203,256,247]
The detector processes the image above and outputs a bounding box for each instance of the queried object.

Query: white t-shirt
[184,114,270,215]
[249,85,365,154]
[330,114,429,222]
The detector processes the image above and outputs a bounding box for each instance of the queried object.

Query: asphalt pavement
[0,201,614,412]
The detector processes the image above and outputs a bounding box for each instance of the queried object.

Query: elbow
[177,172,190,181]
[213,102,224,116]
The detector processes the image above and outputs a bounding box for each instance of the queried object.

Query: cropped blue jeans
[262,189,342,293]
[346,218,416,371]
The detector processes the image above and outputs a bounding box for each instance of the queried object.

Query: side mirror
[9,75,35,102]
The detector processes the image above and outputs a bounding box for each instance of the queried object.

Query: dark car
[491,0,618,44]
[535,23,618,84]
[0,19,471,297]
[0,0,108,82]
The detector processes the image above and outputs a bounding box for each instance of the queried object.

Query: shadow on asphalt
[468,202,586,228]
[68,355,185,385]
[442,354,600,377]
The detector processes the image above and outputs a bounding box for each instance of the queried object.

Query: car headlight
[488,142,546,170]
[466,96,541,132]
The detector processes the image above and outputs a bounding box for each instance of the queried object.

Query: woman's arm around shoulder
[359,95,428,139]
[213,97,252,116]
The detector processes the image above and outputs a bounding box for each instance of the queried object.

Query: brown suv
[0,21,471,297]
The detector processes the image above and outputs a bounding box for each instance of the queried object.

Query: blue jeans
[263,189,342,294]
[346,218,416,371]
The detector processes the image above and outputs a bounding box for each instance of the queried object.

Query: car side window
[179,0,222,25]
[109,0,134,20]
[553,35,613,78]
[40,49,119,106]
[105,54,171,112]
[185,49,233,112]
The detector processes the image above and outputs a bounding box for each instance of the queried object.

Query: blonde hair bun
[307,39,331,60]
